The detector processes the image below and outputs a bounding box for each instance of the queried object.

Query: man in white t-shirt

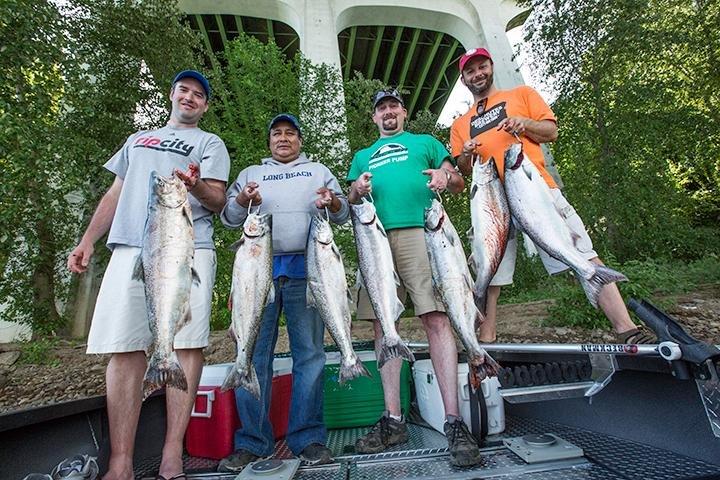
[67,70,230,480]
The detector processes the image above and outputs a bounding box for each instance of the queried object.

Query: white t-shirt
[104,124,230,249]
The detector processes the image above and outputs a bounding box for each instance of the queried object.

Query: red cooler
[185,363,239,459]
[269,357,293,439]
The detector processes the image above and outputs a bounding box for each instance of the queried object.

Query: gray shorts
[356,227,444,320]
[87,245,216,354]
[490,188,598,285]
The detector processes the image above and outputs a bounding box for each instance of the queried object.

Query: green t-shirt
[347,131,452,229]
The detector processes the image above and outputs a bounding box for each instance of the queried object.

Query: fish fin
[339,355,371,384]
[475,308,486,332]
[579,265,628,309]
[177,307,192,331]
[377,335,415,369]
[466,226,474,242]
[375,221,388,238]
[463,271,474,291]
[191,267,201,285]
[229,237,244,251]
[142,351,188,400]
[331,242,342,261]
[473,278,488,316]
[442,227,456,246]
[131,255,144,282]
[306,283,316,308]
[266,282,276,307]
[393,270,401,286]
[467,253,476,274]
[346,289,355,312]
[182,201,193,227]
[570,232,583,251]
[470,183,478,199]
[394,298,405,320]
[220,362,261,399]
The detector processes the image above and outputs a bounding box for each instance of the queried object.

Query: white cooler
[413,359,505,436]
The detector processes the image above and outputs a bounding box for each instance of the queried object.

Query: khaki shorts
[87,245,216,354]
[356,227,444,320]
[496,189,598,281]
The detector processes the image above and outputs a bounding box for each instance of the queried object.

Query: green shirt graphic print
[347,131,451,230]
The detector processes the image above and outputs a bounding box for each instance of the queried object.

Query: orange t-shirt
[450,85,557,188]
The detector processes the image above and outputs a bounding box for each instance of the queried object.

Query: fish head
[310,214,334,245]
[150,171,187,208]
[243,212,272,238]
[503,143,525,171]
[424,199,445,231]
[471,156,499,187]
[351,198,377,225]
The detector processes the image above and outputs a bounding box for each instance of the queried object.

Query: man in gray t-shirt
[67,70,230,479]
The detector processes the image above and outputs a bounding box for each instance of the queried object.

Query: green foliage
[538,256,720,329]
[18,337,59,366]
[518,0,720,262]
[0,0,201,332]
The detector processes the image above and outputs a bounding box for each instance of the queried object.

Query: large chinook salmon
[468,158,511,314]
[503,143,627,307]
[133,171,198,400]
[306,214,370,383]
[221,210,274,399]
[424,199,500,389]
[351,199,414,369]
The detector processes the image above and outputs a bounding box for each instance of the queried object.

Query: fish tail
[339,356,371,384]
[473,291,488,317]
[468,353,501,391]
[220,363,261,400]
[142,351,188,400]
[377,335,415,369]
[580,265,628,309]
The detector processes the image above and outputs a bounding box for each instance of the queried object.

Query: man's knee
[420,311,449,333]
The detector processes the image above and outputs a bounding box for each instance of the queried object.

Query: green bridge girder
[187,14,466,120]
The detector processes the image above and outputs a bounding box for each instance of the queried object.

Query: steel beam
[383,26,404,85]
[215,14,228,46]
[365,26,385,79]
[234,15,244,34]
[266,19,275,42]
[423,39,459,112]
[397,28,421,89]
[343,26,357,79]
[408,31,443,116]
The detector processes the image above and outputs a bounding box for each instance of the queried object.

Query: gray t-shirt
[104,124,230,249]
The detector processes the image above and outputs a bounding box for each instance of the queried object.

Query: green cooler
[323,350,411,428]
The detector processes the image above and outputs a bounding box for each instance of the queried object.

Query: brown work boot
[444,417,482,467]
[617,325,656,344]
[355,411,409,454]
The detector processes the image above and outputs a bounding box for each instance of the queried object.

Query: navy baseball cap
[172,70,211,99]
[268,113,302,137]
[372,88,404,109]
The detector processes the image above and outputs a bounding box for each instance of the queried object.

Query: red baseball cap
[458,48,492,72]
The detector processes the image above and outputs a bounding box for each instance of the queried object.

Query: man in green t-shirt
[346,89,482,467]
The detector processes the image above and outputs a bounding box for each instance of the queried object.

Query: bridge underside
[187,14,465,119]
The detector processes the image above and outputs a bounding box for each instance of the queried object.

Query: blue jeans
[233,277,327,456]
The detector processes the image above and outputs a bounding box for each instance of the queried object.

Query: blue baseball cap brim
[172,70,211,99]
[268,113,302,136]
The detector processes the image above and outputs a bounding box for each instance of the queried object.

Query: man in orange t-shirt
[450,48,654,345]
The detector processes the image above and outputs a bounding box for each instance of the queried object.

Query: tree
[0,0,201,333]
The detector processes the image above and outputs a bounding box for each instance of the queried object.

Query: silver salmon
[424,199,500,389]
[503,143,627,307]
[306,214,370,383]
[351,199,414,369]
[133,171,197,400]
[468,159,511,314]
[221,211,274,399]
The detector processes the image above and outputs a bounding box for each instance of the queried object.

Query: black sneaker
[299,443,333,465]
[355,412,409,454]
[51,455,99,480]
[444,418,482,467]
[217,449,260,473]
